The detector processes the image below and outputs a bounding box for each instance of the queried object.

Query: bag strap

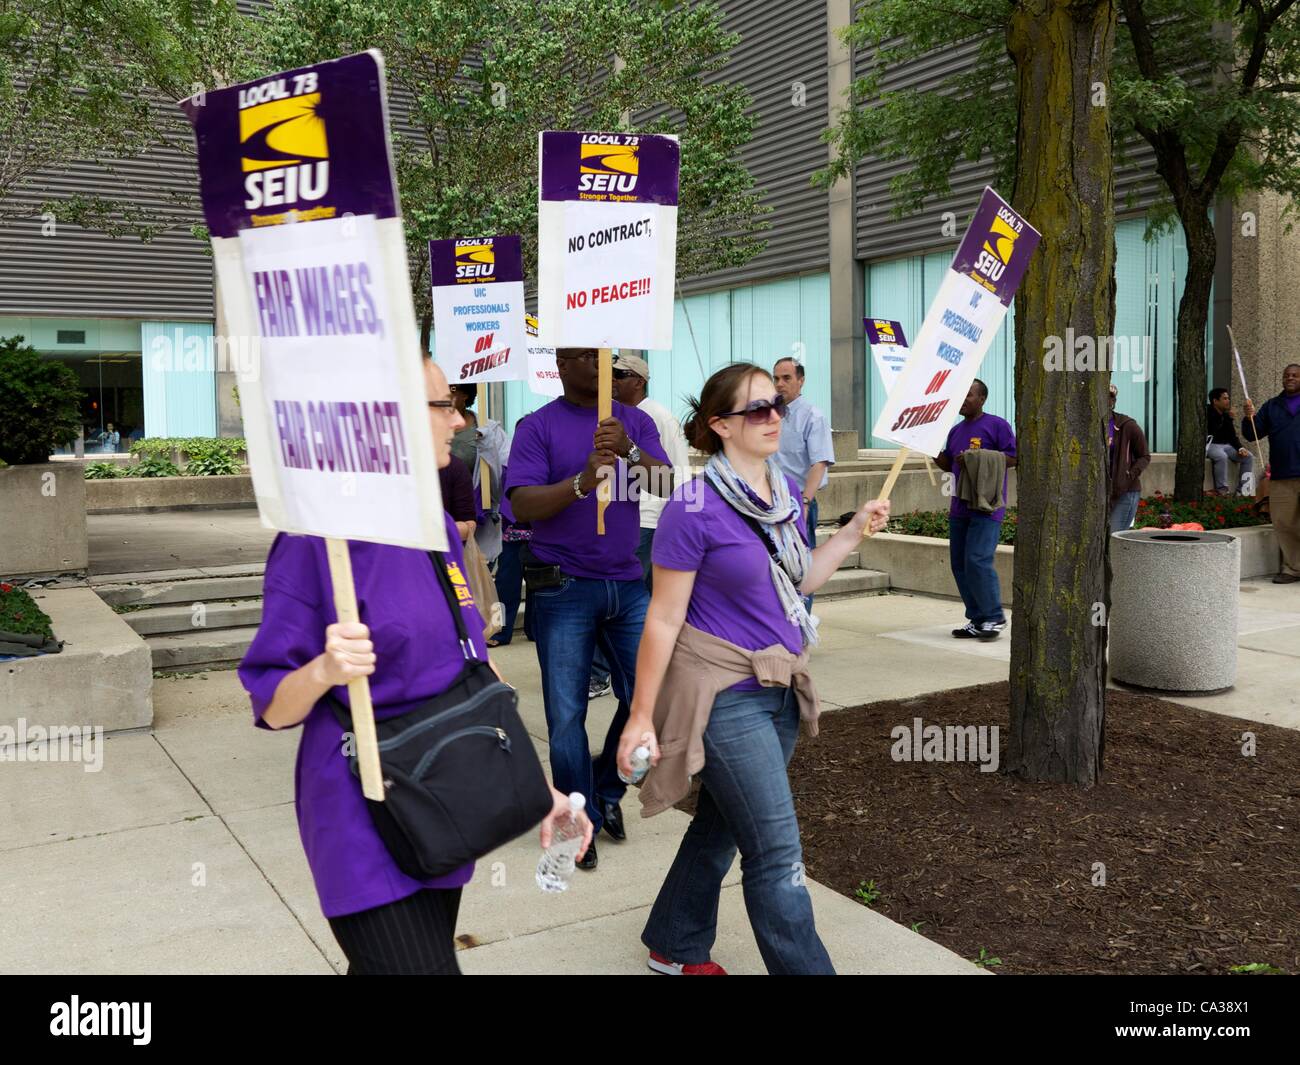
[428,549,480,662]
[703,475,779,563]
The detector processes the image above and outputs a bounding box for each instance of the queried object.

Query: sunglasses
[612,368,639,380]
[427,400,457,411]
[716,394,789,425]
[555,350,599,363]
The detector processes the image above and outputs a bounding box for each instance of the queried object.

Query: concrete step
[814,568,891,601]
[148,626,260,673]
[122,599,263,636]
[96,574,265,608]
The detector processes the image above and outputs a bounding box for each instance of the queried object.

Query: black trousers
[327,888,463,975]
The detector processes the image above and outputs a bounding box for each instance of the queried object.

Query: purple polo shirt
[653,474,807,692]
[1287,393,1300,417]
[504,397,667,580]
[238,513,485,919]
[940,413,1017,523]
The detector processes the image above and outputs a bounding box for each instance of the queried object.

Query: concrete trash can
[1109,529,1240,692]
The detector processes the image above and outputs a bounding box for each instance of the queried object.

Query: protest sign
[182,50,442,800]
[866,317,910,396]
[525,314,562,398]
[537,129,680,533]
[872,187,1041,459]
[536,130,679,349]
[429,234,529,384]
[863,188,1040,534]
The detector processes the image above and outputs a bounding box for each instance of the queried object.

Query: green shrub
[84,461,127,479]
[185,451,242,476]
[132,457,180,478]
[0,335,82,464]
[0,582,54,638]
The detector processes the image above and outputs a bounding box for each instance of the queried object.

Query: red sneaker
[648,951,728,975]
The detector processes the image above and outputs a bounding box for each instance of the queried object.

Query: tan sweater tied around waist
[637,623,820,818]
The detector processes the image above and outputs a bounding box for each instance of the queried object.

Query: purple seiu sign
[539,131,680,206]
[428,235,524,288]
[950,187,1043,307]
[865,318,909,347]
[180,51,399,240]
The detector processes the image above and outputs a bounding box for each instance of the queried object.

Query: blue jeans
[491,539,526,645]
[641,686,834,974]
[530,575,649,835]
[591,527,656,684]
[1109,490,1140,533]
[949,513,1005,625]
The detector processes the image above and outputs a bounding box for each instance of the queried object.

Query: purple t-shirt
[653,474,807,692]
[504,397,667,580]
[940,413,1017,523]
[1286,392,1300,417]
[238,513,486,919]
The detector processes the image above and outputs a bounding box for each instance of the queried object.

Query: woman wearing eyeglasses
[239,358,589,975]
[617,362,889,975]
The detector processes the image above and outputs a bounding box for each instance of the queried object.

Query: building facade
[3,0,1296,455]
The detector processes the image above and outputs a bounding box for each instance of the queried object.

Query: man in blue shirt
[773,357,835,545]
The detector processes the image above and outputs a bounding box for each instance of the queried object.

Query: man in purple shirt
[934,378,1018,640]
[505,347,671,868]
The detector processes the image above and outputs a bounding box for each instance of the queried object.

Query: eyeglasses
[716,395,789,425]
[427,400,457,412]
[555,350,599,363]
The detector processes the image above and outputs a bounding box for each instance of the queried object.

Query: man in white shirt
[612,352,690,581]
[773,356,835,544]
[588,351,689,701]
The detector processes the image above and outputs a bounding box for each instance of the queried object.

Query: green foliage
[971,947,1002,969]
[820,1,1300,224]
[130,437,247,465]
[0,335,82,464]
[1228,962,1284,975]
[0,582,54,639]
[83,461,128,479]
[132,457,180,477]
[185,450,242,476]
[853,879,882,906]
[886,494,1268,545]
[0,1,256,235]
[258,0,769,309]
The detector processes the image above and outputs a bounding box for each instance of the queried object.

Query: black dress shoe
[601,800,626,841]
[577,839,597,870]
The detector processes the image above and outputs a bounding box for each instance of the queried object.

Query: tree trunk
[1005,0,1115,785]
[1173,205,1215,501]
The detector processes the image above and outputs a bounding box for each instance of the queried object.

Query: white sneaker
[977,621,1006,640]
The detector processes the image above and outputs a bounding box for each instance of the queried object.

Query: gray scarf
[704,452,818,646]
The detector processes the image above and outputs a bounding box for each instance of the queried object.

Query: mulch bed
[783,682,1298,975]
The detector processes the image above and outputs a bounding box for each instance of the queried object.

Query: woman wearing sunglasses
[617,361,889,975]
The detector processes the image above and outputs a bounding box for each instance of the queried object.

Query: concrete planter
[0,588,152,738]
[1109,529,1240,692]
[0,463,88,578]
[857,524,1279,606]
[86,474,255,514]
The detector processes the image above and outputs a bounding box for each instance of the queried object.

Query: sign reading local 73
[872,187,1042,457]
[180,50,447,551]
[536,131,680,349]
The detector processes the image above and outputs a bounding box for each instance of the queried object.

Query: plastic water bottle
[618,745,652,785]
[535,792,586,893]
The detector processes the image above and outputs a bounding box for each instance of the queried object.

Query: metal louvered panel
[0,108,214,320]
[852,33,1164,262]
[675,0,830,294]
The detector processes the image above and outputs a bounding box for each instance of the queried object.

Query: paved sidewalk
[10,512,1294,974]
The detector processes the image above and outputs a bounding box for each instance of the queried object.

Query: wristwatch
[625,443,641,465]
[572,473,590,500]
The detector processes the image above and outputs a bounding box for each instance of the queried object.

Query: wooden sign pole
[597,347,613,535]
[325,537,385,801]
[861,446,910,540]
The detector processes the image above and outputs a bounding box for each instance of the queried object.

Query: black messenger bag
[328,551,553,879]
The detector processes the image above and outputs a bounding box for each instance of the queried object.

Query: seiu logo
[455,241,495,281]
[241,89,329,210]
[873,320,897,342]
[578,137,639,194]
[973,208,1023,283]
